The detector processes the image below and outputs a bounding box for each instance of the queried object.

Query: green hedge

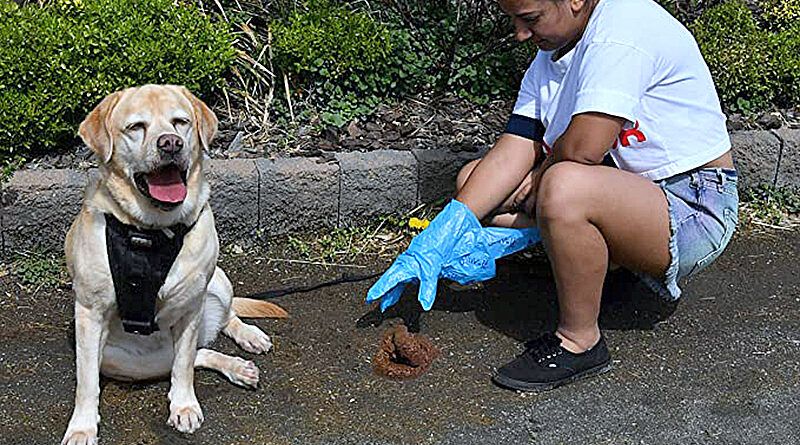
[268,0,800,121]
[692,0,800,113]
[379,0,532,104]
[0,0,235,162]
[758,0,800,31]
[272,1,394,81]
[271,0,400,126]
[270,0,532,126]
[3,0,800,169]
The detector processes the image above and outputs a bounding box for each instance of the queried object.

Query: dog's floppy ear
[180,86,218,150]
[79,91,123,164]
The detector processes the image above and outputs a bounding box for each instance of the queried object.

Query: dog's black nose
[157,134,183,154]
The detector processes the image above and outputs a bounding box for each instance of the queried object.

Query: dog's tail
[232,298,289,319]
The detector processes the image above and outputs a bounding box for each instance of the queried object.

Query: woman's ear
[570,0,589,15]
[179,86,218,150]
[78,91,123,163]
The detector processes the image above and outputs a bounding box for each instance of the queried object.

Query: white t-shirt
[511,0,730,180]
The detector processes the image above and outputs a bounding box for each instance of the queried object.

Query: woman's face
[498,0,590,51]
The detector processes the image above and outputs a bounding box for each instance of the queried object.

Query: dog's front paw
[62,426,98,445]
[167,403,204,434]
[235,324,273,354]
[224,357,260,389]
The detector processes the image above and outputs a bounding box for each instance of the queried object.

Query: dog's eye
[125,122,146,132]
[172,118,190,127]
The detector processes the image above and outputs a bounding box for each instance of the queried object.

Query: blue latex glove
[366,199,541,311]
[441,226,540,285]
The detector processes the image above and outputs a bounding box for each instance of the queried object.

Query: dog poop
[372,325,439,380]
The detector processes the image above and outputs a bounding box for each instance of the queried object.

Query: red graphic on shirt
[614,120,646,148]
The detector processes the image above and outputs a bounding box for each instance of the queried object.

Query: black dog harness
[105,213,198,335]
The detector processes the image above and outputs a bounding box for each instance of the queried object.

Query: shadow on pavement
[356,255,678,342]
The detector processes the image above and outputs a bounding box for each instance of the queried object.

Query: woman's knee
[455,158,481,193]
[536,162,591,221]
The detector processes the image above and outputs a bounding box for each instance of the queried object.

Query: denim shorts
[637,168,739,301]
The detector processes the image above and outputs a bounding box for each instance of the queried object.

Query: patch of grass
[740,185,800,227]
[278,203,446,264]
[287,235,314,259]
[288,226,384,263]
[10,250,67,289]
[316,227,374,261]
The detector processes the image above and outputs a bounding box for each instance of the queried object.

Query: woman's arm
[519,112,625,215]
[455,133,542,220]
[552,112,624,164]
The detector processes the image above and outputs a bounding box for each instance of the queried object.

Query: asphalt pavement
[1,229,798,445]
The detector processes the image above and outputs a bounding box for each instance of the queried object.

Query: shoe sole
[491,361,613,392]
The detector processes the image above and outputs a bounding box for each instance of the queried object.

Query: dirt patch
[21,94,800,172]
[21,95,512,170]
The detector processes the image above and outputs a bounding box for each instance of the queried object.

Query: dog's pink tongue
[146,167,186,203]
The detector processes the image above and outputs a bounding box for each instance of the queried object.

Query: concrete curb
[2,129,798,256]
[0,146,488,256]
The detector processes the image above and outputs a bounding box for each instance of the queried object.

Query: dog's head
[79,85,217,219]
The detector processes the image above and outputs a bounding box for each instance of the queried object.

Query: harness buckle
[130,235,153,249]
[121,319,159,335]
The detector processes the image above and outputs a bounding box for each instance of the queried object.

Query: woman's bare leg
[533,162,671,353]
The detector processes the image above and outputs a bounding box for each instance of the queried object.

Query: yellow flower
[408,217,430,230]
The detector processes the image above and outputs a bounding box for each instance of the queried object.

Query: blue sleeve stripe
[504,114,545,142]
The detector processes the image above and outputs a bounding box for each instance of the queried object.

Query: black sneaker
[492,333,612,391]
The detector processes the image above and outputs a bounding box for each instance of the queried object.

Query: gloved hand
[366,199,540,311]
[441,226,540,285]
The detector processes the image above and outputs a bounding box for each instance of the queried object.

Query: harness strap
[104,212,199,335]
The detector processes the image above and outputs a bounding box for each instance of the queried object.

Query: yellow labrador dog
[62,85,283,445]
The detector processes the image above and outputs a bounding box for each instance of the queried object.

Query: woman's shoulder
[595,0,676,21]
[589,0,692,49]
